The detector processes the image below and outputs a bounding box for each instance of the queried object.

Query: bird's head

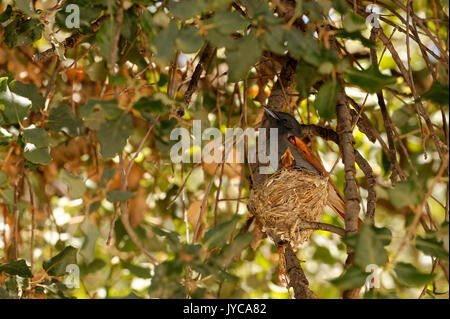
[263,107,303,139]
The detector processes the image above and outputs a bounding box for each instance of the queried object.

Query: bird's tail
[327,181,363,229]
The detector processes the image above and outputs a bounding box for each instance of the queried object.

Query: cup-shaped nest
[248,168,329,248]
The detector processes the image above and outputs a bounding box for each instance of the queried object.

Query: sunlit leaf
[421,82,449,106]
[344,65,397,93]
[59,169,86,199]
[394,262,436,287]
[10,81,45,112]
[217,232,253,268]
[97,113,132,158]
[43,246,78,276]
[314,78,340,120]
[0,77,31,124]
[343,224,390,268]
[226,30,263,82]
[48,104,84,137]
[106,190,135,202]
[79,218,100,264]
[204,216,239,250]
[415,235,449,260]
[0,259,33,278]
[330,265,368,290]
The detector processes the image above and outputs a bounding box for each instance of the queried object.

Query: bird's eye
[280,118,291,129]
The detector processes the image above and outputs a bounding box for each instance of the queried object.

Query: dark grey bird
[263,107,319,173]
[262,107,349,222]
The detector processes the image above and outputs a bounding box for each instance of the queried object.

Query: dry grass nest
[248,168,329,248]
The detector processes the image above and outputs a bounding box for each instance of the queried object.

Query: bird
[262,107,348,224]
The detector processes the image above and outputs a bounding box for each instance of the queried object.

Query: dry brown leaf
[128,186,148,228]
[201,140,242,179]
[108,160,144,191]
[250,218,267,251]
[186,200,207,242]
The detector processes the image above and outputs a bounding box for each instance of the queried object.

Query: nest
[248,168,329,248]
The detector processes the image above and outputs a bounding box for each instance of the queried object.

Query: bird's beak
[263,107,280,120]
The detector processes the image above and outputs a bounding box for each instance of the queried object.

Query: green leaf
[15,0,37,17]
[205,10,248,35]
[330,265,368,290]
[0,188,14,213]
[80,259,106,276]
[133,96,166,115]
[205,28,238,50]
[0,171,10,188]
[344,65,397,93]
[314,78,340,120]
[0,77,32,125]
[48,104,84,137]
[421,82,449,106]
[343,224,390,268]
[43,246,78,276]
[313,246,338,265]
[85,61,108,82]
[89,201,101,214]
[96,19,116,63]
[0,259,33,278]
[217,232,253,268]
[99,167,116,187]
[79,218,100,264]
[97,112,132,158]
[176,25,204,53]
[109,75,127,86]
[121,9,139,41]
[332,0,350,14]
[168,0,208,19]
[80,99,122,131]
[203,216,239,250]
[106,190,135,202]
[263,24,287,55]
[154,20,179,65]
[226,30,263,82]
[10,81,45,112]
[394,262,436,287]
[122,261,151,279]
[3,17,43,47]
[381,150,391,176]
[295,60,322,100]
[373,226,393,246]
[294,0,324,22]
[24,147,52,165]
[286,30,323,66]
[0,5,12,23]
[415,235,449,260]
[22,128,52,164]
[386,179,422,209]
[334,29,375,48]
[342,12,367,33]
[59,169,86,199]
[23,127,49,148]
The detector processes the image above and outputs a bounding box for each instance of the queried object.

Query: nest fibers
[248,168,329,248]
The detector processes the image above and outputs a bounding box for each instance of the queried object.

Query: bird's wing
[288,136,363,228]
[288,136,327,173]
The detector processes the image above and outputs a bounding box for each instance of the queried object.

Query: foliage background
[0,0,448,299]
